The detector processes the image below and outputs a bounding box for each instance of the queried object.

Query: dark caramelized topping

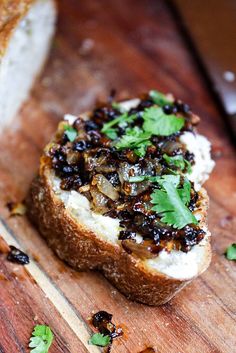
[92,311,113,327]
[47,91,206,258]
[7,246,30,265]
[91,311,123,351]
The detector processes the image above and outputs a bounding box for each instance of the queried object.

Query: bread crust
[27,164,211,306]
[0,0,34,56]
[0,0,56,56]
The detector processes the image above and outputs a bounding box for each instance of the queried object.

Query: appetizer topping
[89,333,111,347]
[89,310,123,350]
[48,90,206,257]
[29,325,54,353]
[7,245,30,265]
[225,243,236,261]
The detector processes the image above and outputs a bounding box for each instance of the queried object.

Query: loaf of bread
[0,0,56,129]
[28,92,215,305]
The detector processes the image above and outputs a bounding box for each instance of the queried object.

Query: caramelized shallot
[92,174,119,201]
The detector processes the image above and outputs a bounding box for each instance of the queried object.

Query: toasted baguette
[0,0,56,129]
[27,97,213,305]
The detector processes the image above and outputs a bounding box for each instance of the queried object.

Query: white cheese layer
[144,238,208,279]
[52,178,121,243]
[180,132,215,191]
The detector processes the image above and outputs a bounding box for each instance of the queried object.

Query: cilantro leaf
[101,113,136,137]
[177,179,191,205]
[104,128,118,140]
[29,325,54,353]
[111,102,123,111]
[185,159,192,174]
[115,127,151,157]
[151,181,198,229]
[149,90,173,107]
[163,154,192,173]
[89,333,111,347]
[163,154,185,170]
[129,174,180,187]
[225,243,236,261]
[143,106,184,136]
[64,125,77,142]
[133,140,152,157]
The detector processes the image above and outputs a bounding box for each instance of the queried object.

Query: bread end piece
[0,0,57,130]
[27,167,211,306]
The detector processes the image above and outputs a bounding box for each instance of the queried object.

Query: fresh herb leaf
[64,125,77,142]
[104,128,118,140]
[163,154,185,170]
[149,90,173,107]
[29,325,54,353]
[129,174,180,187]
[185,159,192,174]
[165,167,179,175]
[115,127,151,157]
[111,102,122,111]
[178,179,191,205]
[101,113,136,136]
[134,140,152,157]
[225,243,236,261]
[130,174,191,210]
[163,154,192,173]
[151,181,198,229]
[89,333,111,347]
[143,106,184,136]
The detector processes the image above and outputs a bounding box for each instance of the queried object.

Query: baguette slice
[28,97,213,305]
[0,0,56,130]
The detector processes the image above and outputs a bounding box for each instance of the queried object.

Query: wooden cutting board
[0,1,235,352]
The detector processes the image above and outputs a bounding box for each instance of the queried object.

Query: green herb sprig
[163,154,192,173]
[89,333,111,347]
[225,244,236,261]
[102,90,185,158]
[151,180,197,229]
[101,113,136,140]
[129,174,180,187]
[143,106,184,136]
[29,325,54,353]
[129,174,196,229]
[115,126,152,157]
[64,125,77,142]
[149,89,173,107]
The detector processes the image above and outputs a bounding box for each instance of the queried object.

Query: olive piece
[85,120,98,131]
[175,100,190,114]
[73,140,89,152]
[61,165,74,175]
[138,99,153,109]
[88,130,101,145]
[92,311,113,328]
[106,172,120,187]
[7,246,29,265]
[119,231,136,240]
[163,104,173,115]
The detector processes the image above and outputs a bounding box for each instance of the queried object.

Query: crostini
[28,90,215,305]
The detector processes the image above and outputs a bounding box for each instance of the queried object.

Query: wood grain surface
[0,0,235,352]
